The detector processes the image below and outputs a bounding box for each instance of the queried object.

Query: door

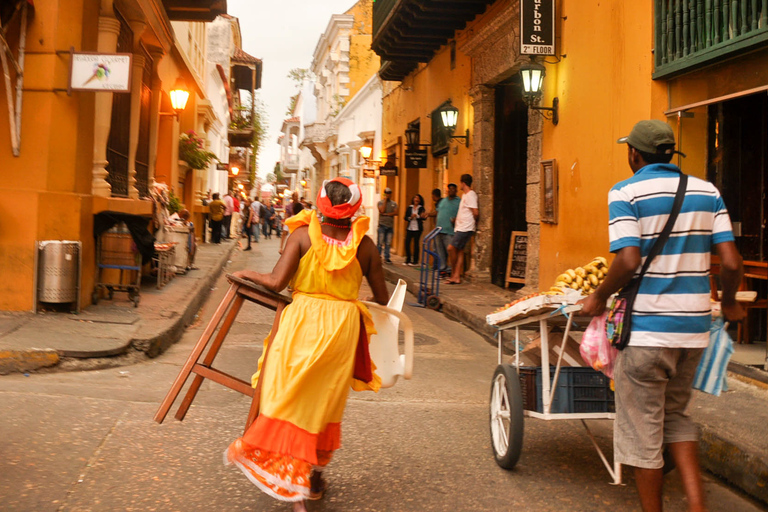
[492,81,529,288]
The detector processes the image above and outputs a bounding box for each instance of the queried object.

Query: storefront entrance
[708,92,768,342]
[492,81,528,287]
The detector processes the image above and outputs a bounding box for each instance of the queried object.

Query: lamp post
[519,59,559,125]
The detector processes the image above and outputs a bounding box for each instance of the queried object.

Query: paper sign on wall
[70,53,132,92]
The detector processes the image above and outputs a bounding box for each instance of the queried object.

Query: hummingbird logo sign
[70,53,132,93]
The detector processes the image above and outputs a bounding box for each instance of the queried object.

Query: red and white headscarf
[316,177,363,219]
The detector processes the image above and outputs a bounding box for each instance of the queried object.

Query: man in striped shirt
[581,120,745,512]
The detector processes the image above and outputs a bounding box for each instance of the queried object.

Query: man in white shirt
[446,174,478,284]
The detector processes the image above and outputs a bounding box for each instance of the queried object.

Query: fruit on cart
[491,292,545,313]
[549,256,610,296]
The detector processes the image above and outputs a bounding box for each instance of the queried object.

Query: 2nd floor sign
[520,0,556,56]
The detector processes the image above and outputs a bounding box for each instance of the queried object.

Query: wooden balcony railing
[655,0,768,78]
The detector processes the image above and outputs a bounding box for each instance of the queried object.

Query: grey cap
[617,119,685,157]
[384,187,392,193]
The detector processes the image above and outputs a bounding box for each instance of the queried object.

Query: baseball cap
[617,120,686,157]
[384,187,392,193]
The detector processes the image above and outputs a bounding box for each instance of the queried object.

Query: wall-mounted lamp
[438,103,469,147]
[519,59,558,125]
[160,78,190,118]
[359,145,373,160]
[300,179,307,187]
[404,126,431,150]
[230,166,240,176]
[237,183,244,190]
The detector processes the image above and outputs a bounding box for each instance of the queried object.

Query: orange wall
[537,1,666,288]
[381,45,474,254]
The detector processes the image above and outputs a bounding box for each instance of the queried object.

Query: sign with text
[520,0,555,56]
[379,161,398,177]
[69,53,132,92]
[405,149,428,168]
[505,231,528,286]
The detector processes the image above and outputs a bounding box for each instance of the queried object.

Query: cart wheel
[426,295,441,310]
[128,291,140,308]
[132,297,140,308]
[91,291,99,305]
[490,364,524,469]
[107,287,114,300]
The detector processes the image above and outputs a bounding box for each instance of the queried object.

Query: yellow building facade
[376,0,768,294]
[0,0,223,311]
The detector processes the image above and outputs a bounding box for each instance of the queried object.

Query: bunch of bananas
[547,256,608,296]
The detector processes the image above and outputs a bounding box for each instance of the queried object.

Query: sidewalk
[0,239,237,375]
[382,254,768,506]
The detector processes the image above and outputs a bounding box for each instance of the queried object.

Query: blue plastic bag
[693,317,733,396]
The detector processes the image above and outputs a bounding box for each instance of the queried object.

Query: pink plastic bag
[580,312,619,379]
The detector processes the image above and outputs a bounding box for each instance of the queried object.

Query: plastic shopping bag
[693,317,734,396]
[580,312,619,379]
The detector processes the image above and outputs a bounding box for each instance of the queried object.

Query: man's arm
[579,246,641,316]
[715,241,746,322]
[470,207,479,220]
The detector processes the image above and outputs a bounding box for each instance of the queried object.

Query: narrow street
[1,237,764,512]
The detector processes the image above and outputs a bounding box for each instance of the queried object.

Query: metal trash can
[35,240,81,312]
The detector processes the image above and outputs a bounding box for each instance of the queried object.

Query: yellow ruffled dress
[225,209,380,502]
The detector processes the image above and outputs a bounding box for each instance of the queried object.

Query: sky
[227,0,357,178]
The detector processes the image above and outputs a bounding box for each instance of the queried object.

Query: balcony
[163,0,227,22]
[654,1,768,79]
[229,110,253,148]
[283,154,300,173]
[372,0,493,81]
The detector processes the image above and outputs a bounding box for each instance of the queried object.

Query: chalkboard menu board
[505,231,528,286]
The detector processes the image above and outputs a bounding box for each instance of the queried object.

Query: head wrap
[316,177,363,219]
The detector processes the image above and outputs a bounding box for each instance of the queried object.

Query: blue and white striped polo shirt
[608,163,734,348]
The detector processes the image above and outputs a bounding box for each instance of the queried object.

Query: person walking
[435,183,460,275]
[580,119,746,512]
[377,187,398,263]
[403,194,426,266]
[445,174,478,284]
[222,191,234,239]
[262,203,275,239]
[227,177,389,511]
[232,193,241,237]
[249,197,262,245]
[242,199,254,251]
[426,188,441,232]
[208,193,225,244]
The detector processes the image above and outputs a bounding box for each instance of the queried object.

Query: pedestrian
[262,202,275,239]
[403,194,426,266]
[445,174,478,284]
[177,209,198,270]
[377,187,398,263]
[579,119,746,512]
[435,183,460,275]
[279,192,300,254]
[249,197,262,245]
[227,177,390,512]
[232,193,241,236]
[222,191,234,239]
[208,193,225,244]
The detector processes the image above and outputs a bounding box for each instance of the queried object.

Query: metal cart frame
[413,227,442,310]
[93,222,141,307]
[489,304,622,485]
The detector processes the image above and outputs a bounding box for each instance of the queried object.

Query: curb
[132,242,237,358]
[699,425,768,505]
[0,349,59,375]
[382,265,768,506]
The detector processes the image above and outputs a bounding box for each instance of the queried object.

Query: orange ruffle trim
[241,414,340,465]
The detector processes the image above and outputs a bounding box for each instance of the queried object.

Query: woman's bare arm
[232,226,309,292]
[358,236,389,305]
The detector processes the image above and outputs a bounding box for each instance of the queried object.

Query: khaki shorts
[613,346,704,469]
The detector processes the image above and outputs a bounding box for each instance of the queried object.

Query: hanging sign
[216,163,229,171]
[405,149,428,168]
[520,0,556,56]
[379,160,398,177]
[69,52,132,92]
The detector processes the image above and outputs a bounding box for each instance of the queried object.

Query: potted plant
[179,130,218,170]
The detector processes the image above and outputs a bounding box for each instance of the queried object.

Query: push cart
[414,227,442,310]
[93,222,141,307]
[488,303,622,485]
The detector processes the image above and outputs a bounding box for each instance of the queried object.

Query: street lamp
[438,102,469,147]
[231,166,240,176]
[300,179,307,188]
[519,59,559,125]
[160,77,190,118]
[359,145,373,160]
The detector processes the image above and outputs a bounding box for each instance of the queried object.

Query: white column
[147,47,164,191]
[91,2,120,197]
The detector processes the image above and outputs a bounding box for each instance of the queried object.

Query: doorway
[492,81,529,287]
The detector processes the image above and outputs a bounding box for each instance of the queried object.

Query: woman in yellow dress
[227,178,390,511]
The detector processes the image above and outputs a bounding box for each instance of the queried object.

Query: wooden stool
[154,274,292,433]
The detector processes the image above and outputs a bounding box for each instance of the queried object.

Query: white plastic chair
[363,279,414,388]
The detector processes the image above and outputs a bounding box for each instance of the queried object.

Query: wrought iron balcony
[372,0,493,81]
[654,0,768,78]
